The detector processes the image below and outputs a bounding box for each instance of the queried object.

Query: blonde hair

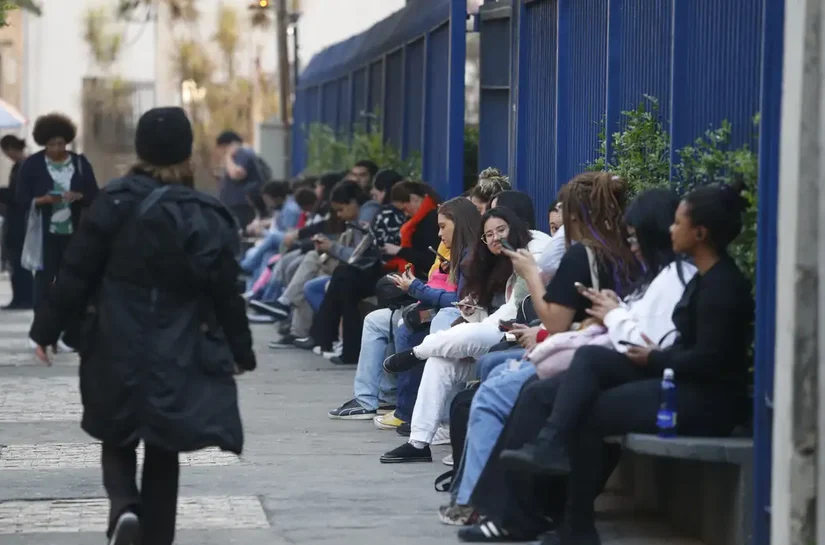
[471,167,511,204]
[129,159,194,187]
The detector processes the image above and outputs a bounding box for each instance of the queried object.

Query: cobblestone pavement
[0,279,701,544]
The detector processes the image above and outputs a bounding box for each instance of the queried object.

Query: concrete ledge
[623,434,753,465]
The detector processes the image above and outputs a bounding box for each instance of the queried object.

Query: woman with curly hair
[17,113,99,313]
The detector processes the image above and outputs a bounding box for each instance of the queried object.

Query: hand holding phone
[499,319,518,332]
[618,340,642,348]
[499,239,515,252]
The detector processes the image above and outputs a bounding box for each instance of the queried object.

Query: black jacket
[16,150,99,235]
[397,208,440,277]
[29,175,255,454]
[0,160,25,251]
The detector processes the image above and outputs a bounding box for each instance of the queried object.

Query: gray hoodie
[327,200,382,262]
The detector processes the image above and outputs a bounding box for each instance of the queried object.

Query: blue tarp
[299,0,451,87]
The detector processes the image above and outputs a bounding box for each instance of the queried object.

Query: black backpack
[252,154,273,183]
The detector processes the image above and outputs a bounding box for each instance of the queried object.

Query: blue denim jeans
[394,307,461,422]
[241,231,285,274]
[475,348,527,382]
[455,359,536,505]
[304,276,330,313]
[353,308,398,410]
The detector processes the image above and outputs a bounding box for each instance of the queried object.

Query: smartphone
[504,332,517,342]
[428,246,451,265]
[574,281,588,294]
[618,340,642,348]
[499,319,517,332]
[499,239,515,252]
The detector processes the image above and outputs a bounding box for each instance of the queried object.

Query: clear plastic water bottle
[656,368,677,438]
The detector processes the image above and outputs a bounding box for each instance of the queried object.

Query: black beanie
[135,107,193,166]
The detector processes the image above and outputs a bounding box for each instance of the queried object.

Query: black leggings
[310,263,381,362]
[102,441,180,545]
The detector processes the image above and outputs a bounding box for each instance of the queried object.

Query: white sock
[409,440,428,449]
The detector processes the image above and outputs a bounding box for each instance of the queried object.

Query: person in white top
[442,188,695,528]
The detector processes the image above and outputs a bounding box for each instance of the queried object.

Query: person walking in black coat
[0,135,33,309]
[29,107,256,545]
[16,113,99,310]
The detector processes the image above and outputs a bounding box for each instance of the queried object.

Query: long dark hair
[624,188,685,296]
[373,169,404,205]
[492,190,536,230]
[561,171,640,296]
[462,207,532,307]
[390,180,442,205]
[438,197,482,284]
[330,180,369,205]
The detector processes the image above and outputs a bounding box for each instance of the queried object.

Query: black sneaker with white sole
[247,312,275,324]
[328,399,377,420]
[380,442,432,463]
[249,300,290,320]
[108,511,141,545]
[269,334,298,349]
[293,336,317,350]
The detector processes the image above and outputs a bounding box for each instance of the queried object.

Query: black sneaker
[293,336,317,350]
[330,355,356,365]
[247,312,275,324]
[396,422,411,437]
[328,399,377,420]
[108,511,141,545]
[269,334,298,349]
[383,349,423,373]
[380,442,432,463]
[249,300,289,320]
[499,440,570,476]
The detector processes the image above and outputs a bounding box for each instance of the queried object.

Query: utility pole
[276,0,291,128]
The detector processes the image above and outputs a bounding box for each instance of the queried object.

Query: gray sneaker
[328,399,377,420]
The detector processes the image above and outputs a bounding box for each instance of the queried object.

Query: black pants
[102,441,180,545]
[556,346,744,531]
[310,263,381,362]
[6,245,33,307]
[229,204,256,231]
[33,232,71,309]
[470,374,605,535]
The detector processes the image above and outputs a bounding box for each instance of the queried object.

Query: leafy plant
[464,125,480,190]
[304,112,422,179]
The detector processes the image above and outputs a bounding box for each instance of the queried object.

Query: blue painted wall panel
[424,23,450,197]
[558,0,607,182]
[521,0,558,229]
[404,38,425,159]
[351,68,367,130]
[368,60,384,120]
[321,81,336,128]
[670,0,763,153]
[385,49,404,151]
[336,76,349,134]
[478,13,511,174]
[616,0,672,129]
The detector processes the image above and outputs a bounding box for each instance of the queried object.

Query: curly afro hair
[32,113,77,147]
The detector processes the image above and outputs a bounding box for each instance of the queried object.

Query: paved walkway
[0,280,701,544]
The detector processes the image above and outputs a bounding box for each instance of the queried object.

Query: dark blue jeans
[392,307,462,422]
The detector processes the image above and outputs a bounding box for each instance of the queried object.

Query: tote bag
[21,202,43,272]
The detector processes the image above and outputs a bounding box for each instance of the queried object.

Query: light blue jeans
[455,359,537,505]
[241,231,285,274]
[353,308,399,411]
[475,348,527,382]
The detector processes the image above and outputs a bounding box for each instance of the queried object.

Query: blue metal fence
[477,1,778,543]
[291,0,466,200]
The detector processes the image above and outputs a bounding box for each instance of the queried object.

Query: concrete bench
[606,434,753,545]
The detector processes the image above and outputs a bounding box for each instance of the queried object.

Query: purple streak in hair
[579,203,630,297]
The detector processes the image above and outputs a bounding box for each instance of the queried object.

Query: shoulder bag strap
[585,245,600,291]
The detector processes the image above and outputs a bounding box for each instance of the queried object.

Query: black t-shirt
[543,243,616,323]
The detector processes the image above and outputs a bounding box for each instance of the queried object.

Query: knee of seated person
[569,344,614,371]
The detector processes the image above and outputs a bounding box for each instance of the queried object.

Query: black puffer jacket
[30,175,255,454]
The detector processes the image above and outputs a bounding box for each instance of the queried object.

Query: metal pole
[276,0,291,127]
[292,22,300,92]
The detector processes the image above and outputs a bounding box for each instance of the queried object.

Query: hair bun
[721,177,748,213]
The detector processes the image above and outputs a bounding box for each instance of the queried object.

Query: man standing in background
[215,131,268,229]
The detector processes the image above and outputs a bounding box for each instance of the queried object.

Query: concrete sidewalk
[0,279,700,544]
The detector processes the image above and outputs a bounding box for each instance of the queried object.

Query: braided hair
[561,171,640,296]
[470,167,511,207]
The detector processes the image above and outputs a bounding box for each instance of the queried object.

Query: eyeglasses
[482,226,510,245]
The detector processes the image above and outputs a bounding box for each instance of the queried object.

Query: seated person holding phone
[453,186,695,540]
[380,207,541,464]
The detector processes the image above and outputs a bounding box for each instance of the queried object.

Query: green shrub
[587,99,759,289]
[304,112,421,179]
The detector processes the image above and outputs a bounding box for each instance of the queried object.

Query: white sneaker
[432,425,451,446]
[108,511,140,545]
[57,340,74,353]
[442,453,454,466]
[322,346,342,359]
[312,346,323,356]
